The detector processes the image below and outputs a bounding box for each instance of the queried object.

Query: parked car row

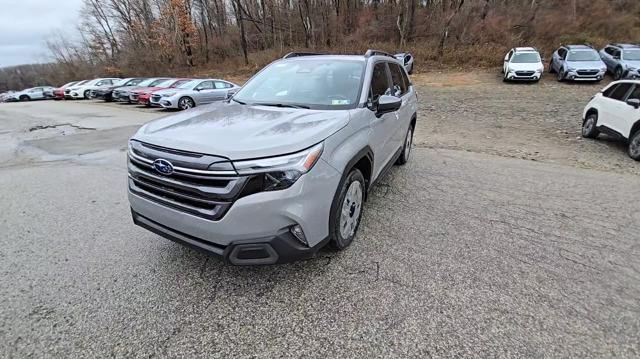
[2,76,241,111]
[503,43,640,82]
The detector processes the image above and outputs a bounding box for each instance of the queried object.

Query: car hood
[507,62,543,71]
[623,60,640,69]
[566,60,605,69]
[133,102,350,160]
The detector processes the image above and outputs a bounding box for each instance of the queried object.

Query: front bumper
[132,210,329,265]
[506,71,542,81]
[128,157,341,265]
[625,69,640,79]
[565,70,605,81]
[159,96,179,109]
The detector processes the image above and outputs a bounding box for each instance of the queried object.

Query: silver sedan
[150,79,240,110]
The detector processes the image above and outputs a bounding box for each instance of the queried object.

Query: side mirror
[376,95,402,116]
[194,87,201,91]
[626,98,640,109]
[613,55,620,60]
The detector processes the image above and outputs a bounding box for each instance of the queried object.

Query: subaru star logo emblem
[153,159,174,175]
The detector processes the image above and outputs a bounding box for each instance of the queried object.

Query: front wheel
[19,95,30,101]
[178,97,195,110]
[396,125,414,165]
[614,67,624,81]
[628,131,640,161]
[557,69,565,82]
[83,90,91,99]
[582,113,599,139]
[329,169,365,250]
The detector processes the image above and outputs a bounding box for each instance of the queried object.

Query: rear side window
[608,83,632,101]
[389,63,408,96]
[369,62,390,103]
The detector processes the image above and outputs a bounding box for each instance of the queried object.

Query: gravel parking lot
[1,72,639,357]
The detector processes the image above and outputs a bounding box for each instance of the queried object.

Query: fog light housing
[290,225,308,246]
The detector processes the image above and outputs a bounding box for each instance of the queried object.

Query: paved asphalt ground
[1,98,639,357]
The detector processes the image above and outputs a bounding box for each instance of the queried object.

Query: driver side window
[196,81,214,90]
[558,48,567,59]
[369,62,390,104]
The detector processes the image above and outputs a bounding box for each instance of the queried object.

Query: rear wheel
[396,125,414,165]
[178,97,195,110]
[329,169,365,250]
[582,113,600,139]
[628,131,640,161]
[549,61,555,74]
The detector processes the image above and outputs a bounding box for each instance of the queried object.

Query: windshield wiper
[254,102,310,109]
[231,98,246,105]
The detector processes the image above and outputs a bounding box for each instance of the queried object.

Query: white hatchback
[582,80,640,160]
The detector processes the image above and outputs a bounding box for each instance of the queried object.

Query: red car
[53,81,81,100]
[131,78,191,106]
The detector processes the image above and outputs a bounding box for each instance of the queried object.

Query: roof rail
[364,49,395,59]
[282,52,324,59]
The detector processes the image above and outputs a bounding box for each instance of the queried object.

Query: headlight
[628,67,637,71]
[162,92,177,97]
[233,143,323,191]
[601,67,607,72]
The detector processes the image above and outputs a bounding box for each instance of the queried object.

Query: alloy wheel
[582,117,595,136]
[339,181,363,239]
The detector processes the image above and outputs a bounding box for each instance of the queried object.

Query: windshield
[233,59,364,110]
[135,79,157,87]
[623,50,640,61]
[567,50,600,61]
[148,78,170,87]
[511,52,540,63]
[154,79,176,88]
[170,79,191,88]
[74,80,88,86]
[63,81,76,87]
[177,80,199,89]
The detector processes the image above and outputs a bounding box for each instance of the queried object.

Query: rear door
[388,62,412,150]
[212,81,233,101]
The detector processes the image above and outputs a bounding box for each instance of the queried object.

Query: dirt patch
[412,71,640,176]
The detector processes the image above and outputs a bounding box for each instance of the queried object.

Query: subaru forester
[127,50,418,265]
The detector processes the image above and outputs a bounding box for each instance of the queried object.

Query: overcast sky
[0,0,83,68]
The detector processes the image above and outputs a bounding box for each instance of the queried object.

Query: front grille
[64,89,70,94]
[151,94,161,103]
[515,71,535,76]
[577,70,598,76]
[131,94,139,100]
[128,141,248,220]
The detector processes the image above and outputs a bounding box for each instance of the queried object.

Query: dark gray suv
[127,50,418,265]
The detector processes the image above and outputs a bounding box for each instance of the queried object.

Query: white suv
[503,47,544,82]
[582,80,640,160]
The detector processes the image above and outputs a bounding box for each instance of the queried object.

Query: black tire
[328,169,365,250]
[614,66,624,81]
[628,130,640,161]
[396,124,414,165]
[557,69,565,82]
[83,90,91,99]
[549,62,556,74]
[582,113,600,139]
[178,96,195,110]
[19,95,30,101]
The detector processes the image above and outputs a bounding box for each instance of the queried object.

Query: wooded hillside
[2,0,640,91]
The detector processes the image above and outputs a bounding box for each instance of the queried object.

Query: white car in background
[503,47,544,82]
[66,78,120,99]
[6,86,55,101]
[582,80,640,160]
[150,79,240,110]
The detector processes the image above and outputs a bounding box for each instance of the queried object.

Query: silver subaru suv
[127,50,418,265]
